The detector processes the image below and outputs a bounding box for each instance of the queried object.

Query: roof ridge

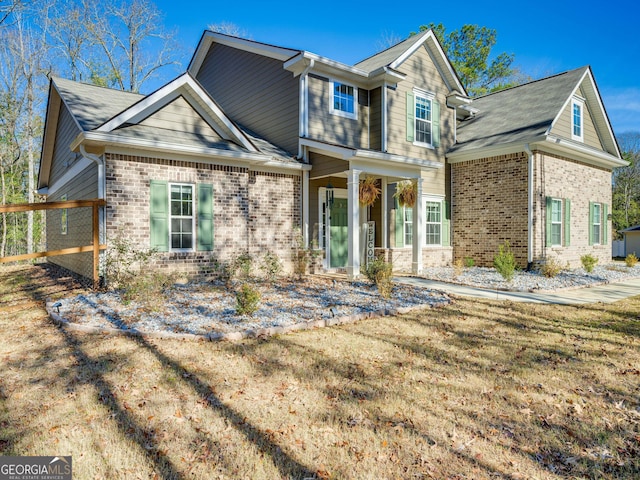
[474,66,589,100]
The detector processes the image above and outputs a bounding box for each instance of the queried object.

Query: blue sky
[156,0,640,134]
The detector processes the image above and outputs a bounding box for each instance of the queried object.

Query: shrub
[453,258,464,278]
[233,252,253,280]
[260,251,282,282]
[235,283,261,316]
[121,271,175,309]
[464,257,475,268]
[541,257,564,278]
[581,254,598,273]
[291,227,320,278]
[493,241,517,282]
[625,253,638,267]
[104,233,157,289]
[365,255,394,299]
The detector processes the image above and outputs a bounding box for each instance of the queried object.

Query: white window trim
[423,195,444,247]
[330,79,357,120]
[169,182,196,252]
[571,97,584,142]
[550,198,563,247]
[413,87,435,149]
[404,206,413,247]
[592,202,602,245]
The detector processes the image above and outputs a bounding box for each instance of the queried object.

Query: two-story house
[37,29,625,281]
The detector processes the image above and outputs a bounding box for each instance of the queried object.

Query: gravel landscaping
[50,262,640,339]
[52,276,451,338]
[421,262,640,292]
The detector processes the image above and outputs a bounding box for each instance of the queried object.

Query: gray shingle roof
[53,77,143,131]
[450,67,588,153]
[354,34,423,73]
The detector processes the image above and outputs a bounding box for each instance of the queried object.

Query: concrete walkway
[396,276,640,305]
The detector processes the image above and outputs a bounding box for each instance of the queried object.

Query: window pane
[424,201,441,245]
[415,96,432,144]
[551,224,562,245]
[333,82,354,114]
[573,103,582,137]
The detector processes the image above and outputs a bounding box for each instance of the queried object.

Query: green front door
[329,198,348,268]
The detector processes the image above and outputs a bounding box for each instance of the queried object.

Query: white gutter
[524,143,534,266]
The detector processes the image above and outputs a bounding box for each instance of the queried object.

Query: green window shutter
[432,100,441,148]
[545,196,552,246]
[588,202,594,246]
[150,180,169,252]
[394,196,404,248]
[406,92,414,142]
[603,203,609,245]
[441,200,450,246]
[563,198,571,247]
[197,183,214,251]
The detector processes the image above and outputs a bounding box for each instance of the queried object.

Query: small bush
[235,283,261,316]
[233,252,253,280]
[105,233,157,289]
[464,257,475,268]
[121,271,175,309]
[541,257,564,278]
[581,254,598,273]
[625,253,638,267]
[291,227,320,278]
[493,241,517,282]
[453,258,464,278]
[260,251,282,282]
[365,255,394,299]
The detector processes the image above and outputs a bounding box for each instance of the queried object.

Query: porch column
[412,177,423,275]
[302,170,309,248]
[381,177,388,248]
[347,169,361,279]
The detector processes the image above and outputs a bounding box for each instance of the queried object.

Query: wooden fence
[0,199,106,288]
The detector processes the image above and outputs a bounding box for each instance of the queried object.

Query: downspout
[298,59,314,159]
[525,144,534,268]
[80,144,106,252]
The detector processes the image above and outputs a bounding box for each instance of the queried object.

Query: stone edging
[46,297,451,342]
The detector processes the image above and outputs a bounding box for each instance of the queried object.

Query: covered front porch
[301,139,449,279]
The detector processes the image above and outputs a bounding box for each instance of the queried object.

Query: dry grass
[1,263,639,479]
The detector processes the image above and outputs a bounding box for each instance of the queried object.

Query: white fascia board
[189,31,300,75]
[45,156,94,197]
[447,140,542,163]
[349,158,421,179]
[389,30,466,95]
[542,135,628,169]
[72,131,270,163]
[299,138,357,160]
[354,149,443,170]
[548,68,590,136]
[95,73,257,153]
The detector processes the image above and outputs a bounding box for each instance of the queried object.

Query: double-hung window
[407,88,440,148]
[331,80,357,119]
[150,180,214,252]
[571,97,584,142]
[550,198,563,246]
[591,202,601,245]
[425,200,442,245]
[170,183,194,250]
[415,95,432,145]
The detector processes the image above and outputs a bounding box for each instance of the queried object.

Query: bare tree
[208,21,250,39]
[375,30,403,52]
[0,0,21,27]
[87,0,182,92]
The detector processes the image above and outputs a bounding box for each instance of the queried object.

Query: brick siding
[452,151,613,269]
[105,153,301,279]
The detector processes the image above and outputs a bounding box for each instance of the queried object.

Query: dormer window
[330,80,357,119]
[571,97,584,142]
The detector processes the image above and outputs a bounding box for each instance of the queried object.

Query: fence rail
[0,199,106,288]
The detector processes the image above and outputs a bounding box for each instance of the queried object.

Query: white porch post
[412,177,423,275]
[302,170,309,248]
[347,169,361,279]
[381,177,388,249]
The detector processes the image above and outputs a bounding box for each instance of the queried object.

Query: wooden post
[93,201,100,289]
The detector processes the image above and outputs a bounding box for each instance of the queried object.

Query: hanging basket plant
[394,180,417,207]
[359,176,381,207]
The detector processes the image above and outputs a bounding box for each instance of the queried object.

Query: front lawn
[1,264,638,479]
